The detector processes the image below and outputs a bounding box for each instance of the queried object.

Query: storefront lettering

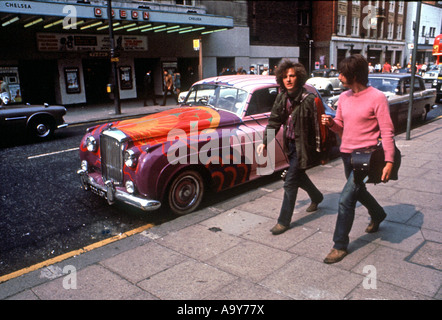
[189,17,202,21]
[5,2,32,9]
[94,7,149,20]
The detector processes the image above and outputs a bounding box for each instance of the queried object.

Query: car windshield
[182,84,249,116]
[368,78,399,94]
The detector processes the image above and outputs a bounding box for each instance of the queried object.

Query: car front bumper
[77,169,161,212]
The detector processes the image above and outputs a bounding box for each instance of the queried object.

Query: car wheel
[168,170,204,215]
[28,117,55,140]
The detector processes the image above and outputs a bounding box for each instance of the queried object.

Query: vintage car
[423,69,439,83]
[306,69,344,96]
[433,69,442,102]
[77,75,336,215]
[326,74,436,127]
[0,102,68,141]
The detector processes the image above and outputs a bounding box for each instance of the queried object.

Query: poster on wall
[37,33,148,52]
[64,68,81,94]
[0,66,22,104]
[119,66,133,90]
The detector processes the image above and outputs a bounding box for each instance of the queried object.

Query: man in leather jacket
[258,60,323,235]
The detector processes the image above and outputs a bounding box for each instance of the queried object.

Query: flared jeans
[277,140,323,227]
[332,153,387,250]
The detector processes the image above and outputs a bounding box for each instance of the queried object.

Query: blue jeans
[277,141,323,227]
[332,153,386,250]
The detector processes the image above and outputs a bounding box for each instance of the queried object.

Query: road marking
[27,147,79,160]
[0,223,155,284]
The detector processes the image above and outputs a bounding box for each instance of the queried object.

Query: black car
[0,103,68,141]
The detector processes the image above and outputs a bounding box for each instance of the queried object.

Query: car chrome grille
[100,129,126,184]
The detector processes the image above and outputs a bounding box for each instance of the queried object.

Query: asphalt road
[0,122,282,277]
[1,103,440,278]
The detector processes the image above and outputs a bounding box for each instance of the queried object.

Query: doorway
[19,60,57,105]
[82,59,112,104]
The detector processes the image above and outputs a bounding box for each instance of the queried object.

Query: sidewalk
[63,97,178,125]
[0,101,441,301]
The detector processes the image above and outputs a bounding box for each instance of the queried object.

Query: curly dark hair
[275,60,308,91]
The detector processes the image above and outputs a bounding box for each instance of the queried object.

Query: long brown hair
[275,60,308,91]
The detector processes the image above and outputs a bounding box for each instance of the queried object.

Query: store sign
[37,33,148,52]
[93,7,149,20]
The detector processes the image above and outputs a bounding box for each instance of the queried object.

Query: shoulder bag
[351,141,401,184]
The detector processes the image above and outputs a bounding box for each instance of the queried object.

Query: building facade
[312,0,407,70]
[404,1,442,66]
[0,0,301,107]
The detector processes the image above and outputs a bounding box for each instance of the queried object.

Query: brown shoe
[365,212,387,233]
[306,194,323,212]
[306,202,319,212]
[323,248,348,264]
[270,223,289,235]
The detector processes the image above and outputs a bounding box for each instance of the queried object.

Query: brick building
[312,0,407,70]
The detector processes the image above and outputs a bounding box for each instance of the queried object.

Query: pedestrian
[382,61,392,73]
[257,60,324,236]
[321,54,396,264]
[143,70,158,106]
[161,70,177,106]
[174,72,181,97]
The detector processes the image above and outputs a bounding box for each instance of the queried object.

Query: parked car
[0,102,68,141]
[306,69,344,96]
[433,69,442,102]
[423,70,439,83]
[326,74,436,127]
[77,75,336,215]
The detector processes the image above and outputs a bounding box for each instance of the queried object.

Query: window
[176,0,194,5]
[389,1,395,13]
[396,24,403,39]
[351,16,360,36]
[246,88,278,116]
[422,26,426,37]
[398,1,404,14]
[337,15,346,35]
[387,23,394,39]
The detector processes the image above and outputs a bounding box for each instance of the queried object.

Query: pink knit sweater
[330,86,395,163]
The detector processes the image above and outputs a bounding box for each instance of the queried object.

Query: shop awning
[0,0,234,35]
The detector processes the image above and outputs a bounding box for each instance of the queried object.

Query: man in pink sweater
[321,54,395,264]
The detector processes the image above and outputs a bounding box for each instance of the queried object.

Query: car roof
[193,75,277,92]
[369,73,422,79]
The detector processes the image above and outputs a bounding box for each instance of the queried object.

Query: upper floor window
[398,1,404,14]
[351,17,360,36]
[337,15,346,35]
[387,22,394,39]
[389,1,395,13]
[396,24,403,39]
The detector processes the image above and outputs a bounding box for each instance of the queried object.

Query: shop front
[0,0,234,106]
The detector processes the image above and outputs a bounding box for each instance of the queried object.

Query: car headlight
[86,136,97,152]
[125,180,135,194]
[124,149,138,168]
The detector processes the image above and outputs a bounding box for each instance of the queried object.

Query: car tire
[168,170,204,215]
[28,116,55,141]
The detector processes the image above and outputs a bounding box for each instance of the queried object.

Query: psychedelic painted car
[77,75,335,215]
